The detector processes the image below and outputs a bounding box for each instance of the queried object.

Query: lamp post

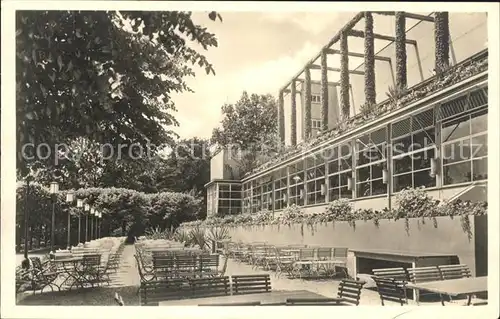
[90,208,95,241]
[65,190,74,249]
[49,182,59,253]
[95,210,99,239]
[84,204,90,242]
[77,199,83,244]
[21,175,33,269]
[97,212,102,238]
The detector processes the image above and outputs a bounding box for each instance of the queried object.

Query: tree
[211,92,278,149]
[16,10,222,177]
[167,137,211,194]
[211,92,278,175]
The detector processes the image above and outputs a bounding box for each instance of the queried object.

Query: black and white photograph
[1,1,499,319]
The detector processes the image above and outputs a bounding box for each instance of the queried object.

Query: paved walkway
[107,244,140,287]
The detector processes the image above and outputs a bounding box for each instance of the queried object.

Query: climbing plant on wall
[434,12,450,74]
[364,11,376,106]
[340,31,350,120]
[395,11,407,90]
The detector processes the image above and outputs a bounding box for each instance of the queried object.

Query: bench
[189,276,230,298]
[152,256,175,279]
[438,264,471,280]
[408,266,444,304]
[199,254,220,274]
[140,278,191,306]
[372,267,409,283]
[232,274,271,295]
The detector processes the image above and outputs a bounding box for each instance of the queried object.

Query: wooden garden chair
[373,277,408,306]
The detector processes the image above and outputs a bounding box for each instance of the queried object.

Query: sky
[167,11,487,142]
[170,11,360,140]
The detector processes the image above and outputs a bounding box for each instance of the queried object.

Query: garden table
[159,290,326,306]
[406,276,487,306]
[54,257,85,290]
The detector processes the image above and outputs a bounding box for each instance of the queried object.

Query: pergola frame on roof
[277,11,438,146]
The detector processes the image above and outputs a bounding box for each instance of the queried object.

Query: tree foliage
[211,91,278,149]
[16,10,221,176]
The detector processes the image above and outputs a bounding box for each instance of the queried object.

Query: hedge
[16,183,202,250]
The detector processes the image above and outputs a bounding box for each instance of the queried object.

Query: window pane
[340,172,351,186]
[413,148,435,170]
[230,191,241,199]
[392,118,411,138]
[315,165,325,177]
[472,158,488,181]
[471,109,488,134]
[413,128,436,149]
[329,175,340,188]
[372,163,384,179]
[371,128,387,144]
[357,182,370,198]
[368,146,384,163]
[340,157,352,171]
[394,173,412,192]
[323,146,337,161]
[357,166,370,182]
[394,156,412,174]
[371,179,387,196]
[471,134,487,158]
[442,115,470,142]
[357,151,370,166]
[443,139,470,165]
[340,144,351,157]
[232,200,241,207]
[328,160,339,174]
[306,157,315,169]
[414,170,436,188]
[307,168,316,179]
[413,109,434,129]
[393,135,412,155]
[340,186,352,199]
[357,134,370,148]
[219,207,229,216]
[443,162,472,185]
[316,179,326,203]
[330,190,340,201]
[307,181,315,193]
